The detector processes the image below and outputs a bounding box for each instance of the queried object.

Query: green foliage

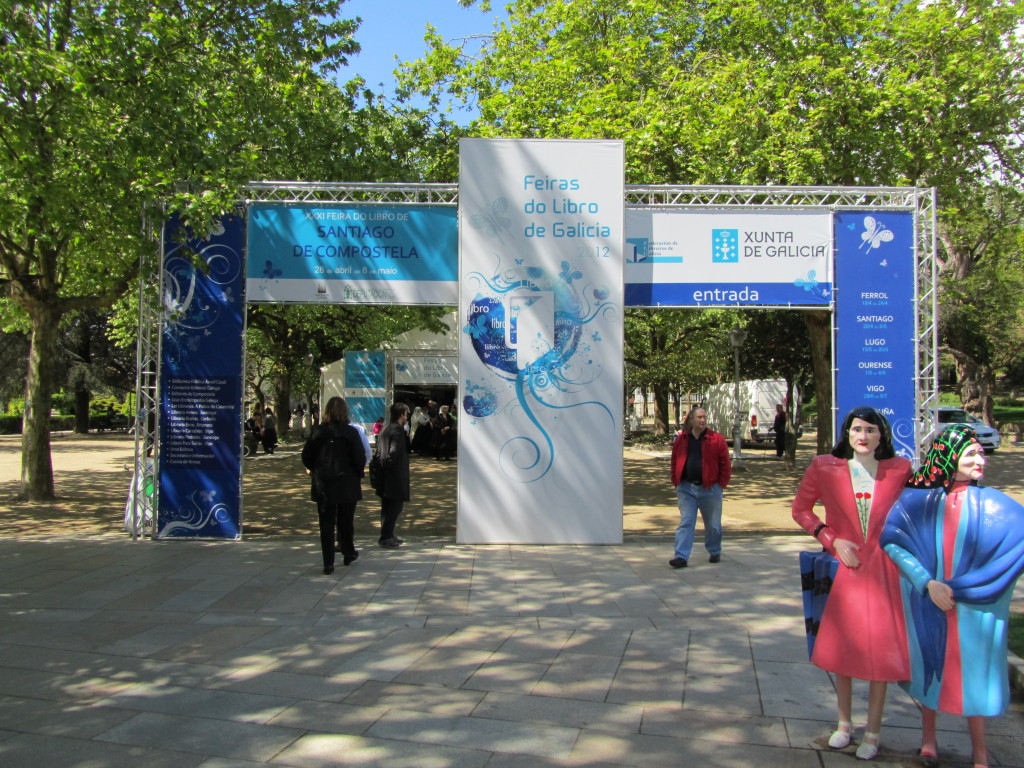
[4,397,25,417]
[0,0,376,496]
[1,1,362,306]
[993,403,1024,425]
[51,390,75,415]
[0,415,23,434]
[88,395,125,416]
[247,304,451,373]
[624,307,734,392]
[1011,613,1024,661]
[938,183,1024,406]
[408,0,1024,193]
[738,310,815,401]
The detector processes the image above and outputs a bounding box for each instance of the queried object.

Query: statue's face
[848,418,880,457]
[955,442,986,482]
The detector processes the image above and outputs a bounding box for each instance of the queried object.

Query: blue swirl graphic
[162,240,243,368]
[463,256,618,483]
[158,489,235,537]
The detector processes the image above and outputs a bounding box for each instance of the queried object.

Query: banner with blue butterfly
[158,214,245,539]
[833,211,917,459]
[624,209,833,307]
[457,138,625,544]
[245,203,458,304]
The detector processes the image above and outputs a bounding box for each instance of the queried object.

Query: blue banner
[159,214,245,539]
[834,211,917,459]
[246,203,458,304]
[344,351,386,389]
[626,281,832,307]
[347,396,387,426]
[624,209,833,307]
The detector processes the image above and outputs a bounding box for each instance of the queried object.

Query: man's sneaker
[669,558,688,568]
[378,538,401,549]
[709,554,721,563]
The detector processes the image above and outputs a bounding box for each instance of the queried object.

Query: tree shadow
[3,434,1024,542]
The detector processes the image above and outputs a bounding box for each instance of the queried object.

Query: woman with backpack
[301,397,367,574]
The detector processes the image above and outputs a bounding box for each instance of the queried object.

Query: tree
[739,309,815,464]
[409,0,1024,452]
[246,304,451,435]
[739,310,815,414]
[937,183,1024,424]
[0,1,359,499]
[624,308,733,435]
[61,309,136,432]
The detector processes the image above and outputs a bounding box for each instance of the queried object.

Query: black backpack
[368,439,383,492]
[314,424,347,483]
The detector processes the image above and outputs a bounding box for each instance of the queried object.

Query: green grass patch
[994,405,1024,424]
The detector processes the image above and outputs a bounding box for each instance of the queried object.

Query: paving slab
[0,534,1021,768]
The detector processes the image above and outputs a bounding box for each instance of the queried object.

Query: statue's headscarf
[906,423,979,490]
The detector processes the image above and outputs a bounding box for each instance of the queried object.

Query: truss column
[128,206,163,540]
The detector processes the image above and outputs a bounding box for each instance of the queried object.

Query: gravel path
[2,431,1022,541]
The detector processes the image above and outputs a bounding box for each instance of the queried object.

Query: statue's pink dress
[793,455,912,680]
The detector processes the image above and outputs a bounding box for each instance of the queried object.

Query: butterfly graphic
[262,261,282,280]
[469,198,511,238]
[463,314,490,342]
[794,270,819,292]
[860,216,894,251]
[514,257,524,265]
[559,261,582,285]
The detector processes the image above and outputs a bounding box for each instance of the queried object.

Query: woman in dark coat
[301,397,366,573]
[260,407,278,454]
[376,402,410,548]
[773,403,787,458]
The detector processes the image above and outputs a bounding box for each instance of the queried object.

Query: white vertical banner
[457,138,624,544]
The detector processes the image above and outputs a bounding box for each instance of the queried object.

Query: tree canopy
[413,0,1023,189]
[407,0,1024,447]
[0,0,364,498]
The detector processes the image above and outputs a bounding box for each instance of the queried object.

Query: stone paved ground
[1,433,1023,767]
[0,535,1022,768]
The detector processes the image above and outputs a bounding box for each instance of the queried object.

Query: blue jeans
[674,482,723,560]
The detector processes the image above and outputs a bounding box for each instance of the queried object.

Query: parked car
[930,406,1001,452]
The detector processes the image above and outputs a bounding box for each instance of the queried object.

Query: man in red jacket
[669,407,732,568]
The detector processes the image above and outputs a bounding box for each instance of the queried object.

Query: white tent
[383,310,458,350]
[320,311,460,429]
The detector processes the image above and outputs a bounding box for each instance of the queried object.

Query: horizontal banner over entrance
[246,203,458,304]
[624,209,833,307]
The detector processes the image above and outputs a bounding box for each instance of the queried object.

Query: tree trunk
[274,370,291,437]
[306,390,320,428]
[652,384,670,435]
[946,346,996,425]
[979,376,995,427]
[783,378,798,469]
[22,305,62,500]
[803,309,833,455]
[74,388,90,433]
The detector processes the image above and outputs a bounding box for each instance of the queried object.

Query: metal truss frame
[624,185,939,460]
[245,181,459,205]
[127,205,163,540]
[134,182,938,538]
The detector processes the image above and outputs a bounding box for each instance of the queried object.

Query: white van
[702,379,795,444]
